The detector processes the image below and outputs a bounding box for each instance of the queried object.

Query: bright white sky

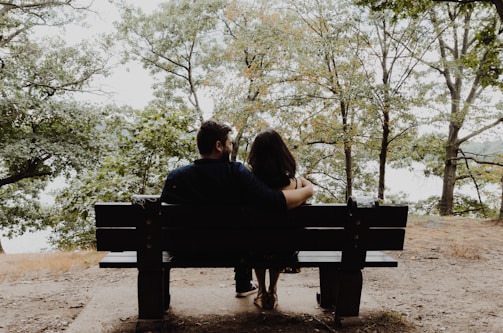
[50,1,166,109]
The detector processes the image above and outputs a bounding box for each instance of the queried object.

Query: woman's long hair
[248,129,296,189]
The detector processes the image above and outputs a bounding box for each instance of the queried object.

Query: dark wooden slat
[95,202,136,227]
[366,229,406,250]
[96,227,405,252]
[99,250,398,269]
[161,228,346,251]
[96,229,137,251]
[157,204,408,228]
[354,206,409,228]
[95,202,408,229]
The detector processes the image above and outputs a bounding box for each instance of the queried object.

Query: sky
[55,1,166,109]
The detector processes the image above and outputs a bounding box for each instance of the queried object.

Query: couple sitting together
[160,120,314,310]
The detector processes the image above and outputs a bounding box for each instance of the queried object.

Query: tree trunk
[439,128,460,215]
[344,139,353,201]
[0,238,4,254]
[231,127,244,162]
[378,109,390,201]
[230,112,251,162]
[341,100,353,201]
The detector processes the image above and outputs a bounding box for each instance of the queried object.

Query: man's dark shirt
[160,159,286,210]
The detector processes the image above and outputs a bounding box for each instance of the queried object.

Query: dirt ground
[1,216,502,333]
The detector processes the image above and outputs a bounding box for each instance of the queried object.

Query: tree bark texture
[341,100,353,201]
[378,110,390,201]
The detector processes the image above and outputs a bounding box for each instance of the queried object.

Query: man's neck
[200,153,221,160]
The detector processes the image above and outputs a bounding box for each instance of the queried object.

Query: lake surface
[2,229,54,254]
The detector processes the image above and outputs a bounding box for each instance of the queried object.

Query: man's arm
[282,177,313,209]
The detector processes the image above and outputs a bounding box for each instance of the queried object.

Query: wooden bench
[95,195,408,331]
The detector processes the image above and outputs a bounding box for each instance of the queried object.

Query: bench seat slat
[98,250,398,269]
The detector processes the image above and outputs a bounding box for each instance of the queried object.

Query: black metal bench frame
[95,195,407,331]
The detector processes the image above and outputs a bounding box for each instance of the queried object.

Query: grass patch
[448,243,482,260]
[361,310,416,333]
[0,251,106,281]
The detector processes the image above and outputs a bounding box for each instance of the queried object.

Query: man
[161,120,313,297]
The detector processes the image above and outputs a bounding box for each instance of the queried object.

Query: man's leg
[234,266,257,297]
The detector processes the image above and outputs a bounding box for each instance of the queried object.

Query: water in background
[2,229,54,254]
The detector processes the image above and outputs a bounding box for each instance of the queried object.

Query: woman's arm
[282,177,313,209]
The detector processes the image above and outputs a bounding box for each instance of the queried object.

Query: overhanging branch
[458,117,503,145]
[450,155,503,167]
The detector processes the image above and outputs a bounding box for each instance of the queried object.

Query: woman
[247,129,301,309]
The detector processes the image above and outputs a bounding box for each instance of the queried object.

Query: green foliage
[49,104,195,250]
[412,195,441,215]
[355,0,439,20]
[413,187,499,218]
[0,179,49,238]
[114,0,227,121]
[0,2,110,240]
[452,194,497,218]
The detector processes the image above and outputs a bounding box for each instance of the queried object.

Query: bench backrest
[95,195,407,268]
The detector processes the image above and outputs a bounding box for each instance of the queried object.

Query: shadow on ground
[107,310,416,333]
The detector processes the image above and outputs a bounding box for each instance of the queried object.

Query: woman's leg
[266,269,281,309]
[254,268,267,308]
[268,269,280,294]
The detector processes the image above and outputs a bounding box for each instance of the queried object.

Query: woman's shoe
[254,291,266,309]
[263,291,278,310]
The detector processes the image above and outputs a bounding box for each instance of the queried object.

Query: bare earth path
[1,216,502,333]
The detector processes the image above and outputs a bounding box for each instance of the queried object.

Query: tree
[284,0,372,201]
[114,0,227,126]
[354,5,425,201]
[426,2,503,215]
[436,0,503,26]
[0,1,109,252]
[361,0,503,214]
[359,0,503,23]
[49,103,194,249]
[454,143,503,217]
[213,0,293,161]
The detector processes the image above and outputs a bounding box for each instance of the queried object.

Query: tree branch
[459,149,485,214]
[432,0,503,30]
[451,155,503,167]
[457,117,503,144]
[0,157,53,188]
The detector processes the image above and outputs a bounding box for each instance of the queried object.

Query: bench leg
[318,267,363,317]
[163,268,171,311]
[136,319,164,333]
[138,268,165,319]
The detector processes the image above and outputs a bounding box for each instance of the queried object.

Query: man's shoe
[236,281,258,297]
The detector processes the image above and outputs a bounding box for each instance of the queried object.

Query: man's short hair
[196,120,232,155]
